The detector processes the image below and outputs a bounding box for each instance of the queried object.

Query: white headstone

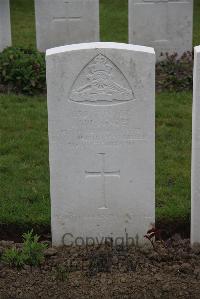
[129,0,193,60]
[34,0,99,52]
[46,42,155,246]
[0,0,11,52]
[191,46,200,244]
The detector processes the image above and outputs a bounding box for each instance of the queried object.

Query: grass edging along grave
[0,91,192,237]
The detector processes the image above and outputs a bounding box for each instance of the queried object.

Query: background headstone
[129,0,193,60]
[191,46,200,244]
[46,42,155,246]
[34,0,99,52]
[0,0,11,52]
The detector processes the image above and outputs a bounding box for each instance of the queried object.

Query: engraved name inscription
[69,54,135,105]
[56,129,144,146]
[51,109,145,146]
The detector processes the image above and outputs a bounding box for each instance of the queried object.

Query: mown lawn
[10,0,36,49]
[0,95,49,226]
[156,92,191,222]
[0,0,198,227]
[0,92,192,226]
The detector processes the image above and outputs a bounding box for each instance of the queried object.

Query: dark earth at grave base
[0,237,200,298]
[0,216,191,243]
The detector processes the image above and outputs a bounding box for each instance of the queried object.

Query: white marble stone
[46,42,155,246]
[129,0,193,60]
[191,46,200,244]
[0,0,11,52]
[34,0,99,52]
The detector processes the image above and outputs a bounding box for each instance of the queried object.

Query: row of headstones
[0,0,193,60]
[46,42,200,247]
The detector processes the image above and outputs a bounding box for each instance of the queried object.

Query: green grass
[0,94,49,225]
[0,92,192,225]
[100,0,128,43]
[10,0,200,48]
[193,0,200,46]
[10,0,36,49]
[156,92,191,222]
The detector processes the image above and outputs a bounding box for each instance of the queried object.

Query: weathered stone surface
[34,0,99,52]
[46,42,155,246]
[0,0,11,52]
[191,46,200,244]
[129,0,193,60]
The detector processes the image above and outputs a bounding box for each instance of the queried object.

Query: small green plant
[22,230,47,266]
[2,247,25,269]
[54,265,69,282]
[2,230,47,268]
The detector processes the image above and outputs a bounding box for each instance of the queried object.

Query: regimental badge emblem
[69,54,135,105]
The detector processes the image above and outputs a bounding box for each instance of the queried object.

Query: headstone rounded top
[195,46,200,53]
[46,42,155,56]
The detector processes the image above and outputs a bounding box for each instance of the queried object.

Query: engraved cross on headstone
[53,1,82,24]
[142,0,170,44]
[85,153,120,209]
